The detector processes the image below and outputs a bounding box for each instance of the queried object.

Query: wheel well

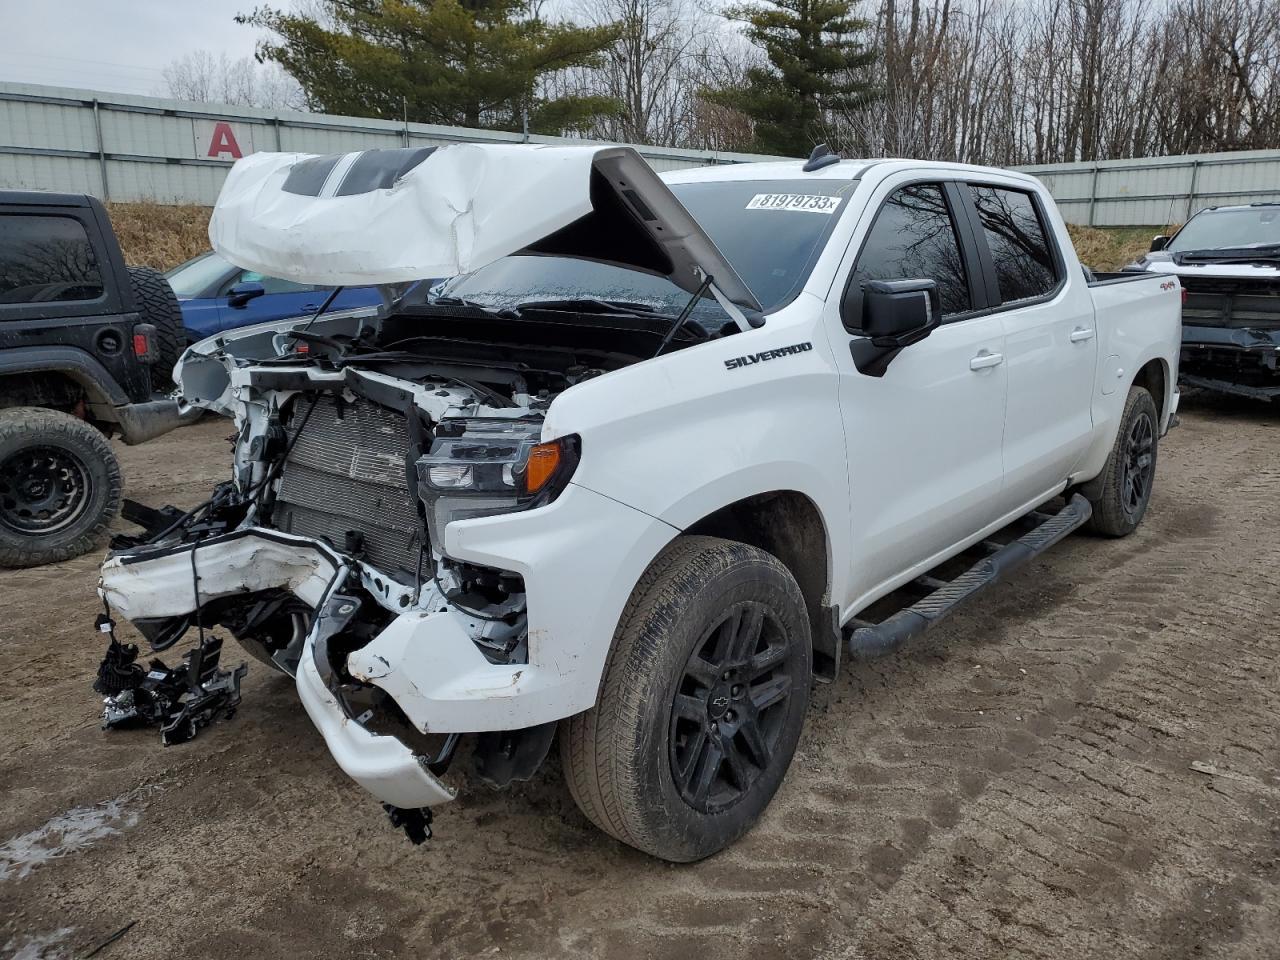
[1134,359,1166,423]
[684,491,839,679]
[0,371,86,412]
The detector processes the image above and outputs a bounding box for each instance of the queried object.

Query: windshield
[165,252,231,298]
[1169,207,1280,253]
[439,178,857,316]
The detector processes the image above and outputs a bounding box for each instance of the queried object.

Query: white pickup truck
[97,144,1181,862]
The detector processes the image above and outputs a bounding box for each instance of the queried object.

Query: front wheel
[562,536,812,862]
[1085,385,1159,537]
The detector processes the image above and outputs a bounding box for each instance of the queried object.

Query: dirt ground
[2,396,1278,960]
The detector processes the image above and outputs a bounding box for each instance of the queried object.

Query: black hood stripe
[282,147,438,198]
[281,154,342,197]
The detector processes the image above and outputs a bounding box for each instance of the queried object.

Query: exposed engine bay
[96,294,732,840]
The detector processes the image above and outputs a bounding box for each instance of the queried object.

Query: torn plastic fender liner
[100,530,340,621]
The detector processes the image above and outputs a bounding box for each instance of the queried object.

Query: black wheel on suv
[562,536,811,862]
[127,266,186,391]
[1085,385,1159,537]
[0,407,122,567]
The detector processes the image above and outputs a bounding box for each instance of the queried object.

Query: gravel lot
[2,395,1278,960]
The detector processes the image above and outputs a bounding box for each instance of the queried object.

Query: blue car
[164,251,386,341]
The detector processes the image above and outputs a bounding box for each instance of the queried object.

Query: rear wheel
[127,266,186,390]
[1085,385,1159,537]
[562,536,811,862]
[0,407,122,567]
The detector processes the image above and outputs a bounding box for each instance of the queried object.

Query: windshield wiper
[1175,243,1280,264]
[509,297,669,317]
[430,295,498,310]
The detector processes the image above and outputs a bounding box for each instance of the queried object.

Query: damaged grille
[271,396,423,578]
[1181,276,1280,329]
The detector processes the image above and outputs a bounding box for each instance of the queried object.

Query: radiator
[271,395,423,578]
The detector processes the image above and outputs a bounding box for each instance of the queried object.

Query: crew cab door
[827,178,1008,605]
[959,182,1097,503]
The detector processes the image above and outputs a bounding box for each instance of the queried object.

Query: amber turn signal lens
[525,441,562,493]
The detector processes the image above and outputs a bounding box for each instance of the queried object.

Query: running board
[847,494,1092,657]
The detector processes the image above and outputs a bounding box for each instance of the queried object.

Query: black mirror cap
[228,281,267,307]
[1150,235,1171,252]
[862,278,940,340]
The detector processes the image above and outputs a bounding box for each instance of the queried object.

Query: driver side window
[846,183,973,330]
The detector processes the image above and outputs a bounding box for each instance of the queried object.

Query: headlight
[416,419,579,547]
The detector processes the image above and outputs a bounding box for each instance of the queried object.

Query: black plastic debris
[383,803,434,845]
[94,612,246,746]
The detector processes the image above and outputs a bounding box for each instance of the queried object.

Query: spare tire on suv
[127,265,186,390]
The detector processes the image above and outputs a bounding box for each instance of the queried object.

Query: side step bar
[847,493,1093,657]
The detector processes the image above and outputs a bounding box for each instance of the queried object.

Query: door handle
[969,350,1004,371]
[1069,327,1095,343]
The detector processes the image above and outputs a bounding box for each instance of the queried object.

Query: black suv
[0,191,189,566]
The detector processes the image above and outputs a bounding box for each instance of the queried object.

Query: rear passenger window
[970,186,1059,304]
[0,214,105,305]
[849,183,972,322]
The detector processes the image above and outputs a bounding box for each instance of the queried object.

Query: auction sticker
[746,193,842,214]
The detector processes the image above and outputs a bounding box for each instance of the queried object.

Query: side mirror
[862,279,940,342]
[227,281,266,308]
[846,279,941,378]
[1149,235,1170,252]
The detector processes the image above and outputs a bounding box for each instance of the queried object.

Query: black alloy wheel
[1122,408,1155,520]
[0,444,92,535]
[669,601,797,814]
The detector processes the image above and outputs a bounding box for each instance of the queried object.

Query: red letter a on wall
[207,122,244,159]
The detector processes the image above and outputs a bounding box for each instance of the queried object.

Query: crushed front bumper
[1180,324,1280,400]
[98,482,678,809]
[100,527,456,807]
[296,647,455,808]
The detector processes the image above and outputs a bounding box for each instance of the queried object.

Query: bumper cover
[297,651,455,808]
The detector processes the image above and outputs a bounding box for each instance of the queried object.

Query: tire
[562,535,812,862]
[0,407,123,567]
[1085,385,1159,537]
[127,265,186,391]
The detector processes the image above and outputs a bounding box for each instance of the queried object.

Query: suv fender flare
[0,346,128,407]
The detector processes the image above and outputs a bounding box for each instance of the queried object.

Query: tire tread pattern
[562,535,808,860]
[0,406,122,567]
[1086,386,1158,538]
[127,265,186,391]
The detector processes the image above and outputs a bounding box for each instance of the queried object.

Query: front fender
[540,311,851,601]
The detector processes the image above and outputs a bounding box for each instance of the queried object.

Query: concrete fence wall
[3,82,1279,225]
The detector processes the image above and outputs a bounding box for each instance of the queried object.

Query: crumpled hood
[208,143,761,312]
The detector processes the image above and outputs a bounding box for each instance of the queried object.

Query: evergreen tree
[706,0,876,156]
[239,0,622,134]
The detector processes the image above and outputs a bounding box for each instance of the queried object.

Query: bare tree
[159,50,307,111]
[830,0,1280,164]
[161,0,1280,160]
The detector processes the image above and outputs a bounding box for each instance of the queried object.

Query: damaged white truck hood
[208,143,761,313]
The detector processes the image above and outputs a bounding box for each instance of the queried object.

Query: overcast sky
[2,0,269,96]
